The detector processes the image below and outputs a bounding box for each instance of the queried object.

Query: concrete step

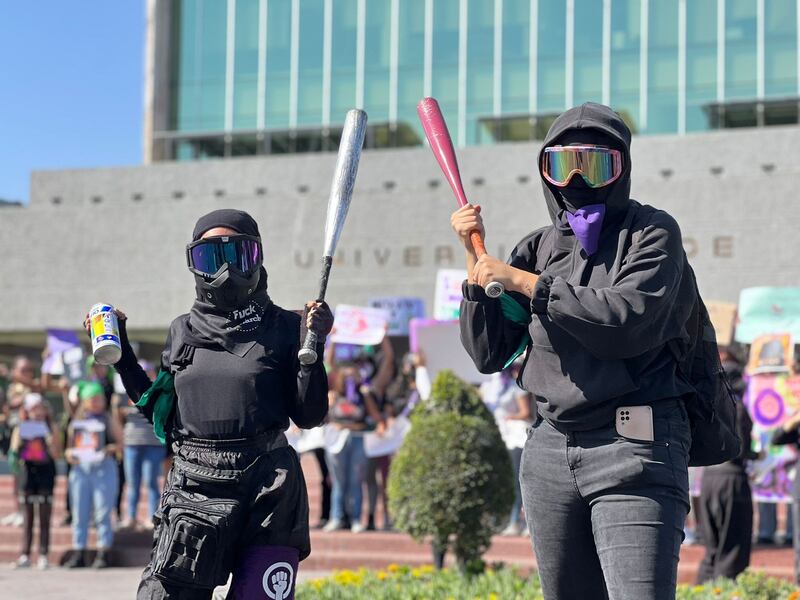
[0,467,794,586]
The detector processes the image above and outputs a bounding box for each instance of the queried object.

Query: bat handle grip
[298,256,334,366]
[298,331,319,365]
[469,230,505,298]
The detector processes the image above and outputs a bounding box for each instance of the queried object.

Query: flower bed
[297,566,800,599]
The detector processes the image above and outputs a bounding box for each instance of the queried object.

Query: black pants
[313,447,331,523]
[137,433,310,600]
[696,467,753,583]
[19,462,55,556]
[521,399,690,600]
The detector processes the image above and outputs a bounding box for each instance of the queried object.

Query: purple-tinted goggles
[186,234,262,277]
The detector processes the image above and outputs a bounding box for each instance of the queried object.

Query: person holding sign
[8,393,60,569]
[104,209,333,599]
[456,104,698,600]
[63,382,122,569]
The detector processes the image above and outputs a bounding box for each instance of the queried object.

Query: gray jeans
[520,399,691,600]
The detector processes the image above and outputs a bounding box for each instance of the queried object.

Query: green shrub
[387,370,515,571]
[674,570,800,600]
[297,565,542,599]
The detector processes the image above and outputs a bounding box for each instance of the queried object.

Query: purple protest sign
[744,374,800,503]
[42,329,82,375]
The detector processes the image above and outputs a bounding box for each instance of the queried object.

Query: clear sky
[0,2,145,203]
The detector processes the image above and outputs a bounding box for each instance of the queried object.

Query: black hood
[538,102,632,225]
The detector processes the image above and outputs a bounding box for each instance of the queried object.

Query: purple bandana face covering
[565,203,606,256]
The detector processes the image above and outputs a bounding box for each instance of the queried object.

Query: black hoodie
[459,103,696,430]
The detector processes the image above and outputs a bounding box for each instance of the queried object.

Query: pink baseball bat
[417,97,504,298]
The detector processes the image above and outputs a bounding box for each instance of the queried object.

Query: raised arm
[370,332,396,400]
[285,303,332,429]
[84,309,154,403]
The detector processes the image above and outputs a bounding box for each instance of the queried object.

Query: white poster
[364,416,412,458]
[409,318,491,385]
[433,269,467,321]
[330,304,390,346]
[285,426,326,454]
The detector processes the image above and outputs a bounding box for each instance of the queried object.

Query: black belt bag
[152,468,244,589]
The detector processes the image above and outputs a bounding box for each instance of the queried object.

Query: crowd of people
[2,333,799,582]
[0,352,167,570]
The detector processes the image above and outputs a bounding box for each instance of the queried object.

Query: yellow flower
[411,567,424,578]
[377,570,388,581]
[332,569,364,586]
[420,564,435,574]
[388,563,400,573]
[789,592,800,600]
[713,587,722,595]
[489,594,498,600]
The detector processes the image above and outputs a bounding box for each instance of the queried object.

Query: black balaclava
[187,209,272,357]
[537,103,633,255]
[191,209,263,311]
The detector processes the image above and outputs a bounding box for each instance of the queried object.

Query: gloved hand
[303,301,334,338]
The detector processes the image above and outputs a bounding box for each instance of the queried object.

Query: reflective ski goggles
[541,145,623,188]
[186,234,262,277]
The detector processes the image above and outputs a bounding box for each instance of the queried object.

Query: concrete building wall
[1,125,797,345]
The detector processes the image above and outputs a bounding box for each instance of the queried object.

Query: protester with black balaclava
[455,103,696,599]
[89,209,332,600]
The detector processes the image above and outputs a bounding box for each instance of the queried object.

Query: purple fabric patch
[230,545,299,600]
[565,203,606,256]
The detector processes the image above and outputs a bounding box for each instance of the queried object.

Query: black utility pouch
[152,488,243,589]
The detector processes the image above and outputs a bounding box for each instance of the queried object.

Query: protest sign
[433,269,467,321]
[706,301,737,347]
[744,374,800,502]
[368,297,425,336]
[409,318,490,384]
[746,333,794,375]
[736,287,800,343]
[71,419,108,465]
[330,305,390,346]
[285,426,326,454]
[42,329,82,375]
[19,421,49,441]
[364,416,412,458]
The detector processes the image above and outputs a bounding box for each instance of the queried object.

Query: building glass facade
[157,0,800,160]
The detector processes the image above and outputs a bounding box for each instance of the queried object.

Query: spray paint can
[89,303,122,365]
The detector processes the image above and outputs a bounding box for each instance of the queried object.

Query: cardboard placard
[705,301,737,347]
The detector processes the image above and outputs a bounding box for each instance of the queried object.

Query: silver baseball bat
[298,109,368,365]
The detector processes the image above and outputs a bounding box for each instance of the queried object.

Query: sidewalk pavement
[0,566,329,599]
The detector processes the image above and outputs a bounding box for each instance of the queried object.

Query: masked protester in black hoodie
[94,209,332,600]
[456,103,696,600]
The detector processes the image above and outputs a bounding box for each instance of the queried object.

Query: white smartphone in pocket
[615,406,654,442]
